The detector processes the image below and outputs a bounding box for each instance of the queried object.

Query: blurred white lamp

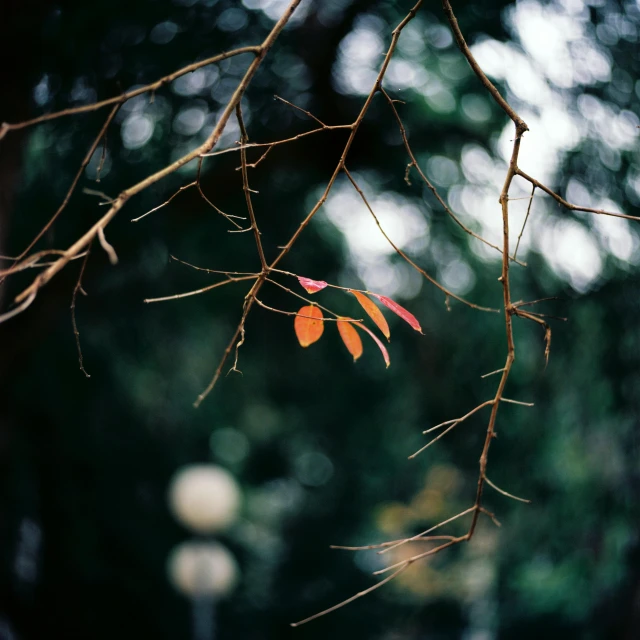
[168,464,240,534]
[167,541,238,598]
[167,464,241,640]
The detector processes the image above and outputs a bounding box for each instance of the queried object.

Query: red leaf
[355,322,390,368]
[350,291,390,340]
[337,319,363,361]
[370,294,422,333]
[294,305,324,347]
[298,276,328,294]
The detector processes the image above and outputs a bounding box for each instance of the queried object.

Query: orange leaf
[337,319,363,361]
[370,294,423,333]
[355,322,390,368]
[298,276,328,294]
[351,291,390,340]
[294,305,324,347]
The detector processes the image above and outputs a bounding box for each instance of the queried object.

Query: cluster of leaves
[294,275,422,366]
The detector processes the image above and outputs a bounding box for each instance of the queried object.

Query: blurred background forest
[1,0,640,638]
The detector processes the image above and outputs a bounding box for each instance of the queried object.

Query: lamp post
[167,465,241,640]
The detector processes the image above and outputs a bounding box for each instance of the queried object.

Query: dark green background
[1,1,639,638]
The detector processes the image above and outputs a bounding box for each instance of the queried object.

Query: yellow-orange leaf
[337,319,363,361]
[294,305,324,347]
[351,290,390,340]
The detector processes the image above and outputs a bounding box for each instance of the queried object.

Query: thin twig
[202,124,353,160]
[170,255,258,277]
[196,156,245,228]
[513,184,535,259]
[0,47,262,138]
[144,275,256,304]
[410,400,493,458]
[290,565,409,627]
[97,227,118,264]
[244,144,274,169]
[442,0,528,134]
[330,535,457,551]
[481,367,505,378]
[254,298,357,321]
[516,168,640,221]
[377,507,476,555]
[131,182,196,223]
[71,243,92,377]
[95,130,108,182]
[373,538,463,576]
[236,104,267,270]
[0,291,37,323]
[480,507,502,528]
[513,296,561,308]
[83,188,114,203]
[0,250,87,277]
[484,477,531,503]
[194,283,260,408]
[274,94,328,127]
[500,397,534,407]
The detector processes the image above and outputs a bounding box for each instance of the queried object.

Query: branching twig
[6,103,119,268]
[293,3,537,623]
[0,47,262,138]
[377,507,476,555]
[516,168,640,221]
[195,0,425,407]
[269,0,425,274]
[8,0,304,313]
[3,0,591,624]
[343,166,498,313]
[202,123,353,160]
[130,181,197,223]
[410,400,493,458]
[196,156,245,228]
[379,87,525,267]
[194,287,258,408]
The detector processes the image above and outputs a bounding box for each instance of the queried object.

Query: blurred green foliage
[1,1,639,639]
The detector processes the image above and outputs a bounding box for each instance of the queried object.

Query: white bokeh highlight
[168,541,239,597]
[168,465,241,534]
